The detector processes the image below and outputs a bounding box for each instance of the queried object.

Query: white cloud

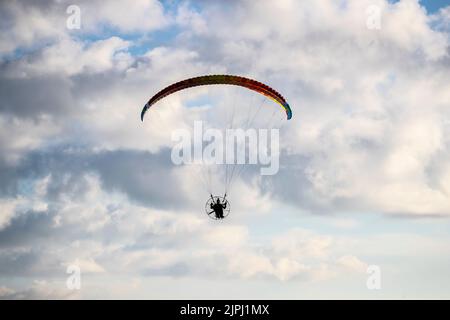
[0,115,61,164]
[10,36,132,77]
[337,255,368,273]
[271,228,333,260]
[65,258,105,274]
[0,2,64,56]
[79,0,169,33]
[0,198,19,230]
[430,6,450,33]
[0,281,79,299]
[1,0,450,299]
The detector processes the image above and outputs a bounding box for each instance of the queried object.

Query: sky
[1,0,450,299]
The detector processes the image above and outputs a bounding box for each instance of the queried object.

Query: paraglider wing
[140,75,292,121]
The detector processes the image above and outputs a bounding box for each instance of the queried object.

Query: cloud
[337,255,368,273]
[0,0,171,57]
[0,198,20,230]
[78,0,170,33]
[1,0,450,299]
[65,258,105,274]
[9,36,133,77]
[0,1,64,56]
[0,281,79,300]
[0,167,365,283]
[430,6,450,33]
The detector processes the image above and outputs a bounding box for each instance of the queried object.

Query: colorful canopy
[141,75,292,121]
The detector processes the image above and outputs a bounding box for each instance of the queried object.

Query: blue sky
[419,0,449,12]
